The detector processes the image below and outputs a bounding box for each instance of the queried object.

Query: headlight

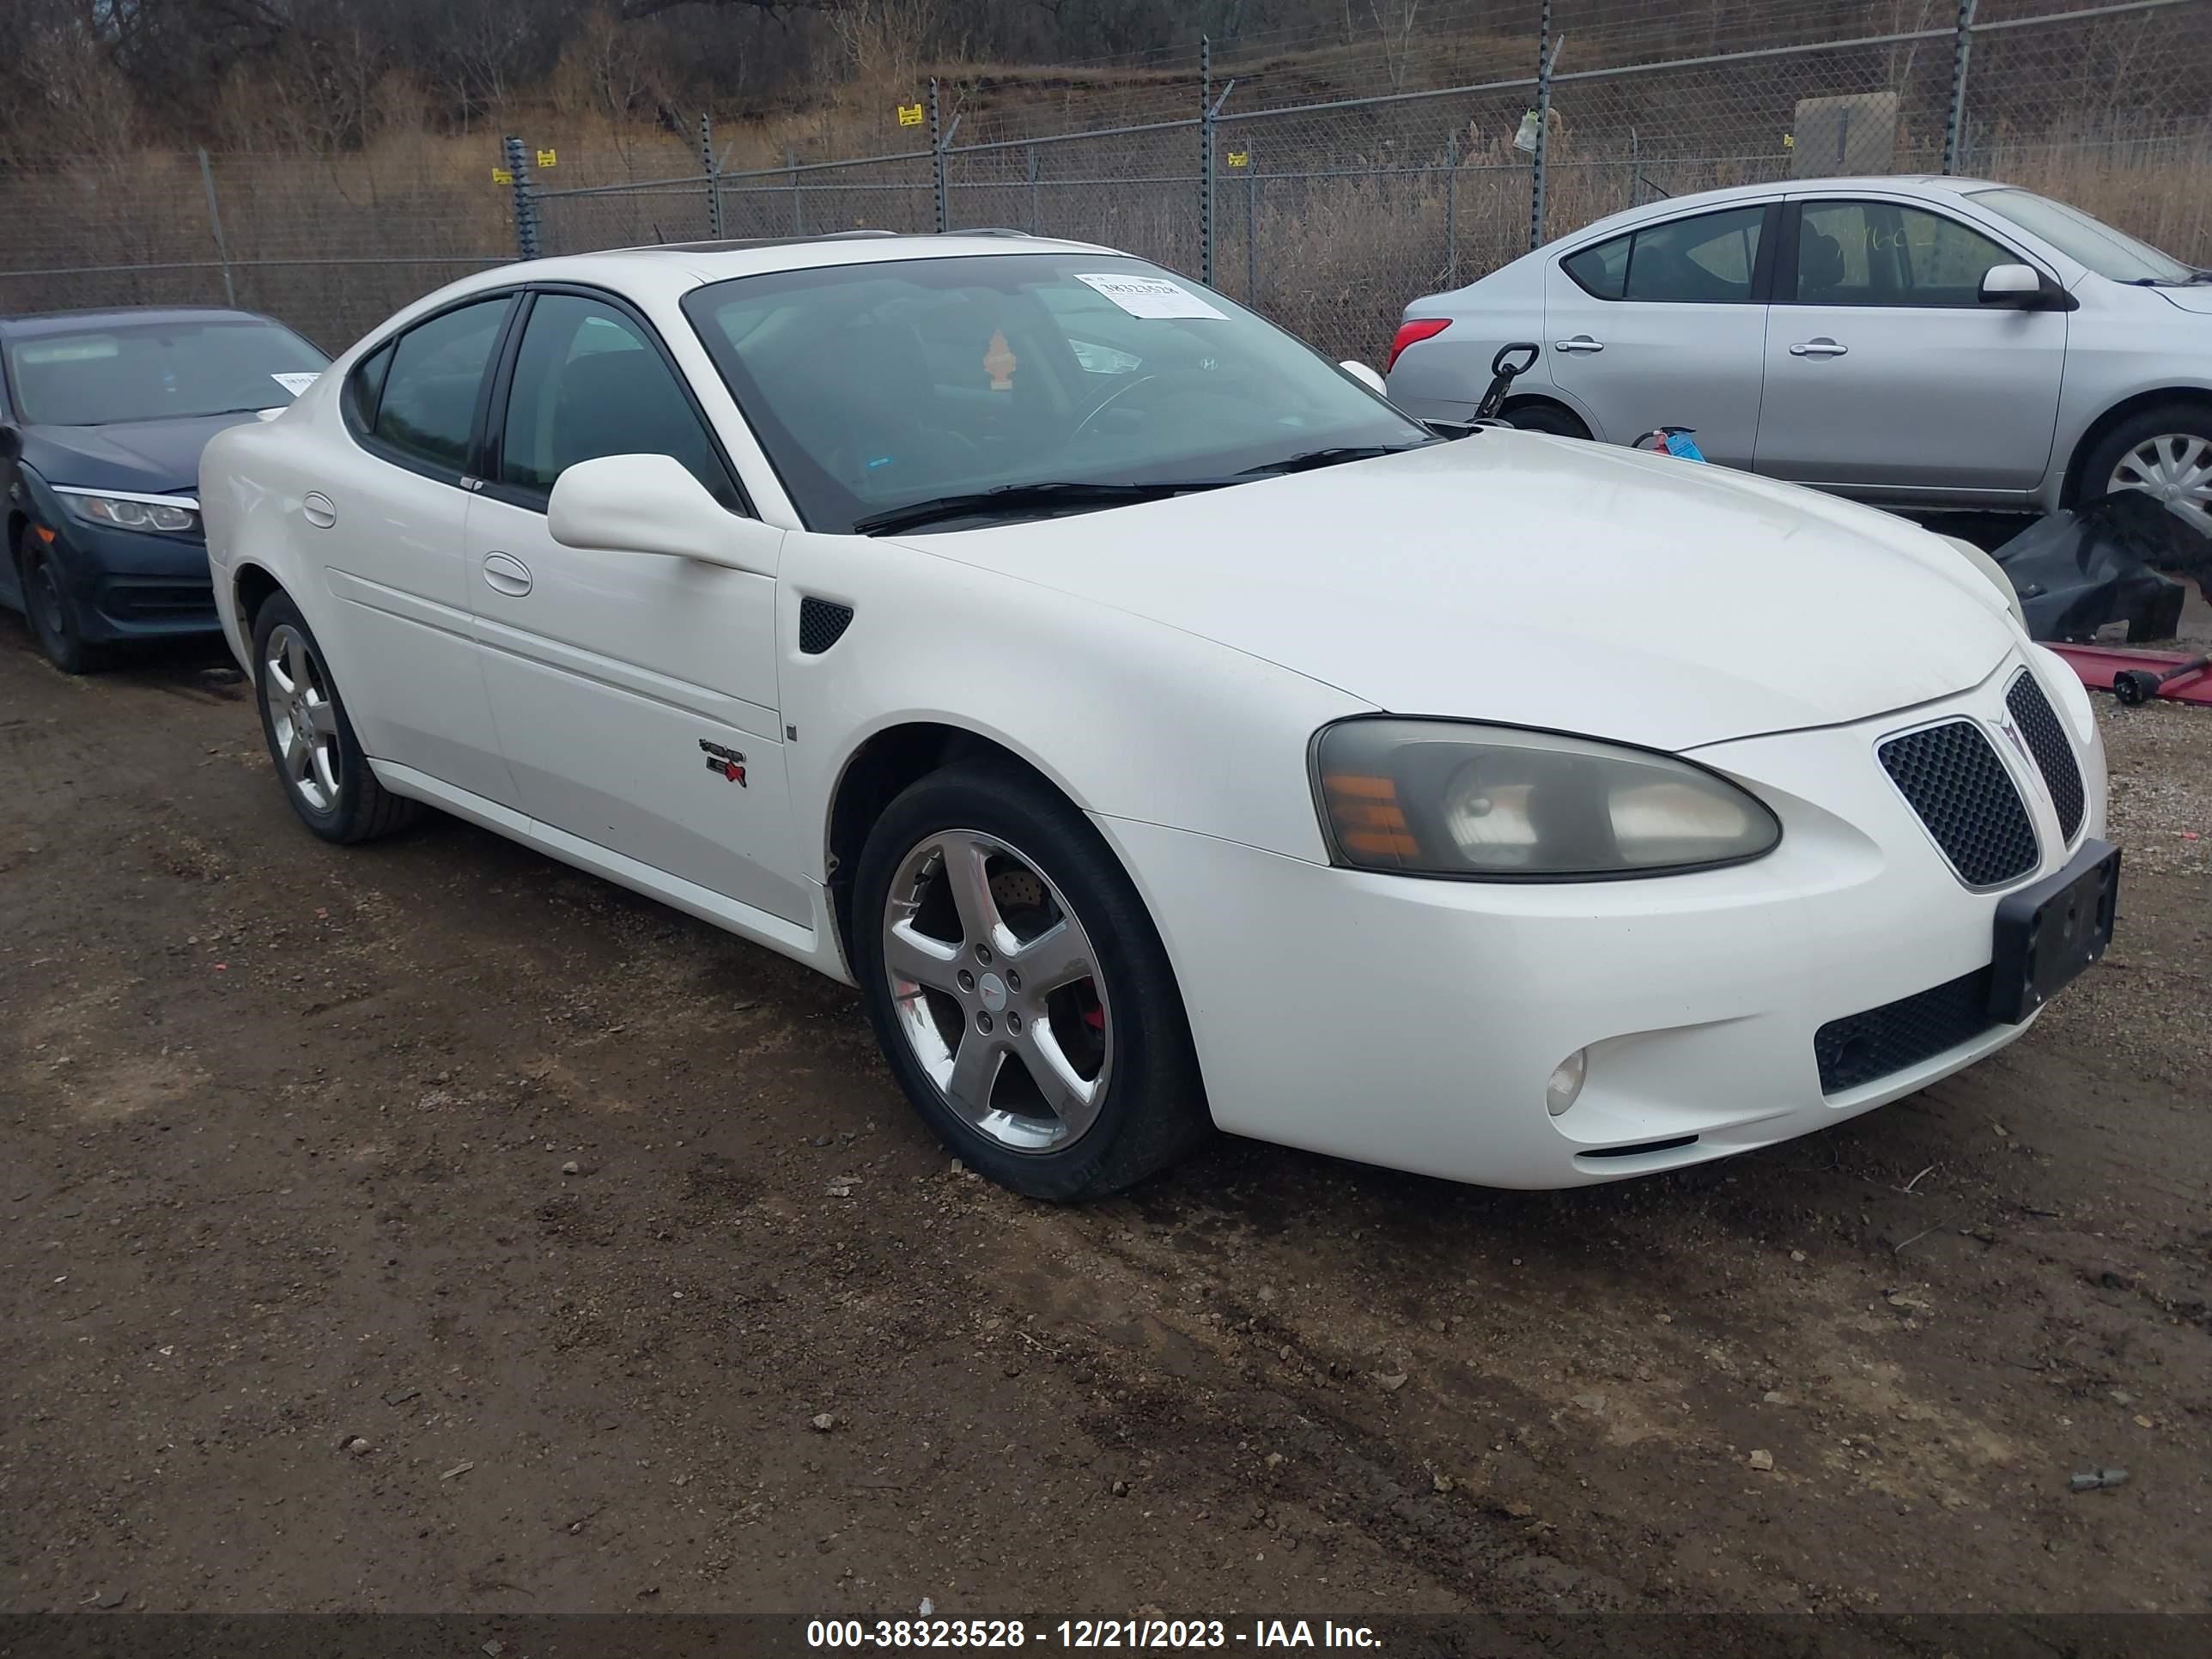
[54,489,200,536]
[1313,718,1781,879]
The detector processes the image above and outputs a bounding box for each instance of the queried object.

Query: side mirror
[1338,360,1388,396]
[547,453,779,573]
[1979,263,2073,310]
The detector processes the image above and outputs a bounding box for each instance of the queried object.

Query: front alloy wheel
[853,762,1210,1200]
[882,829,1111,1154]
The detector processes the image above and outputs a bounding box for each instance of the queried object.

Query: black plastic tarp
[1989,491,2209,642]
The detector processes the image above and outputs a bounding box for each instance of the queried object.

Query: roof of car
[515,229,1117,289]
[1549,174,2008,246]
[0,305,282,337]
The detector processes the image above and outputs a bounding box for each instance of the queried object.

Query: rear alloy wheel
[251,592,422,844]
[17,540,96,673]
[854,763,1210,1200]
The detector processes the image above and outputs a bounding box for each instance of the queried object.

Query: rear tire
[852,761,1212,1201]
[251,591,422,844]
[1500,400,1590,440]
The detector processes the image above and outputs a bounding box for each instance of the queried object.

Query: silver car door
[1540,202,1774,468]
[1753,196,2068,501]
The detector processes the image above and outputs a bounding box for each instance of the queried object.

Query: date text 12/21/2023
[805,1619,1383,1649]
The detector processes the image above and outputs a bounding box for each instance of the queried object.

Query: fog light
[1547,1048,1588,1116]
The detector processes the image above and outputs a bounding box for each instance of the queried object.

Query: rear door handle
[301,491,337,529]
[1553,335,1605,354]
[481,551,532,597]
[1789,338,1849,357]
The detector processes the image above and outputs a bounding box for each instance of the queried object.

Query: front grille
[1878,720,2038,888]
[1814,966,1997,1095]
[2005,672,2086,843]
[798,596,854,654]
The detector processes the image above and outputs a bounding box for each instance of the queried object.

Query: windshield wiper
[851,478,1234,536]
[1235,442,1433,478]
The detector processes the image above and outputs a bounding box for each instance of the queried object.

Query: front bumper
[1097,653,2106,1189]
[43,520,219,641]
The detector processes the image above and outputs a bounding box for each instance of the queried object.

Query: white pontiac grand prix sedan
[199,232,2118,1201]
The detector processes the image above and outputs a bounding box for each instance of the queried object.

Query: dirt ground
[3,612,2209,1628]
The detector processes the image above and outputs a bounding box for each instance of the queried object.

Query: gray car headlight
[54,489,200,536]
[1313,718,1780,879]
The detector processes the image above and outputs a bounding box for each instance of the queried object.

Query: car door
[318,292,520,806]
[463,286,809,926]
[1540,201,1776,467]
[1753,196,2068,499]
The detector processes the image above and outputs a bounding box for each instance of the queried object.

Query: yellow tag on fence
[897,102,925,127]
[1783,133,1796,149]
[537,149,558,168]
[492,166,514,185]
[1226,150,1249,168]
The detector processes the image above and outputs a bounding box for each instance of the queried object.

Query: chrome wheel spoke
[942,835,1012,957]
[304,695,338,738]
[285,633,310,694]
[945,1028,1007,1111]
[1017,1024,1103,1140]
[282,725,311,778]
[884,920,963,994]
[309,741,341,799]
[1009,918,1094,997]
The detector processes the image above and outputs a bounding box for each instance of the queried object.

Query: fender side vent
[799,597,854,654]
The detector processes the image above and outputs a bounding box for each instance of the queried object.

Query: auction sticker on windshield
[270,372,321,397]
[1075,272,1227,320]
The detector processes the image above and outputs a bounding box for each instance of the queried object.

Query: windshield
[6,319,329,426]
[681,252,1432,534]
[1966,188,2197,283]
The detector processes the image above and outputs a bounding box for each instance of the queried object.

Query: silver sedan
[1385,175,2212,534]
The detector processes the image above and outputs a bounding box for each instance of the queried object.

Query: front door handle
[1789,337,1849,357]
[1553,335,1605,354]
[481,551,532,597]
[301,491,337,529]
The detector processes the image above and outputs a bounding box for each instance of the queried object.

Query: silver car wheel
[262,623,343,814]
[881,828,1113,1155]
[2109,433,2212,537]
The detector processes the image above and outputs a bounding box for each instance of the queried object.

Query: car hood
[899,433,2019,753]
[2150,283,2212,315]
[19,411,267,495]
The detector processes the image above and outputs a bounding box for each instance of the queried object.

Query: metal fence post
[1942,0,1979,175]
[1246,165,1259,304]
[701,112,723,239]
[196,148,236,308]
[504,136,539,259]
[1200,37,1215,285]
[928,80,948,234]
[787,148,804,234]
[1529,0,1553,252]
[1026,145,1039,234]
[1443,129,1459,289]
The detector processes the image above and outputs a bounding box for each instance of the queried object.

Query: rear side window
[368,297,511,475]
[1562,234,1630,300]
[343,341,393,433]
[1562,205,1766,304]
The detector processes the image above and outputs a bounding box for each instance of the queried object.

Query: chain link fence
[3,0,2207,363]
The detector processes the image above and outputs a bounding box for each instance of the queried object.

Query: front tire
[1500,400,1590,440]
[2079,402,2212,538]
[17,538,97,674]
[251,592,422,844]
[852,762,1211,1200]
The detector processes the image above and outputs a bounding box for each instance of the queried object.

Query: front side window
[1792,201,2014,307]
[3,318,327,427]
[496,293,730,506]
[1561,205,1765,305]
[369,297,511,474]
[681,253,1432,535]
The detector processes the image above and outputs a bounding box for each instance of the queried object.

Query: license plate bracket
[1989,839,2119,1024]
